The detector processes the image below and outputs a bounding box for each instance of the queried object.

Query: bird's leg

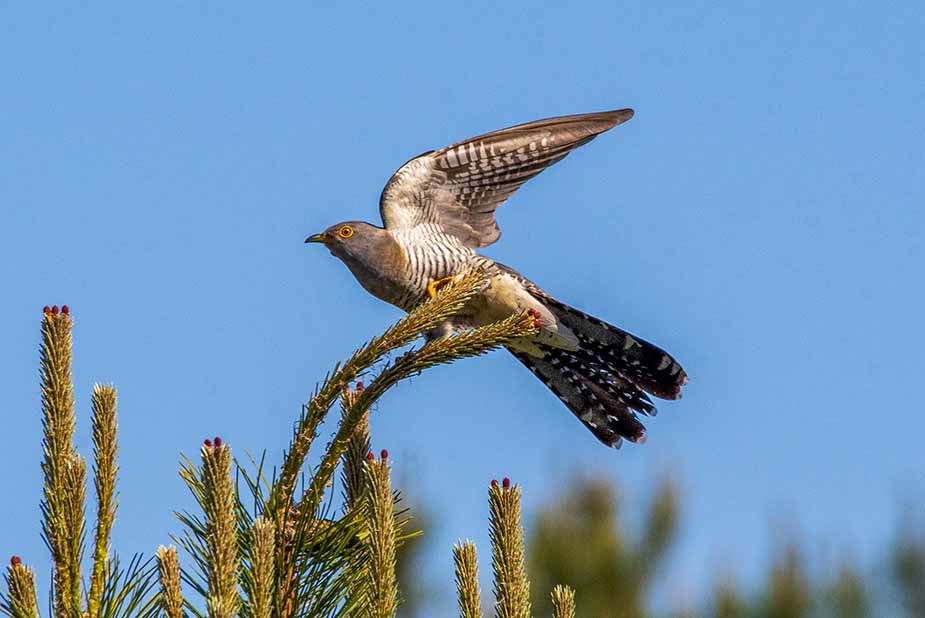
[426,276,456,298]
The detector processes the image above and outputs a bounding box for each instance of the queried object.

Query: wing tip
[574,108,633,137]
[603,108,635,127]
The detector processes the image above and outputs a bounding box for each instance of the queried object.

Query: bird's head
[304,221,390,267]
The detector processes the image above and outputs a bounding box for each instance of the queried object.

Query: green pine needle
[453,541,482,618]
[550,585,576,618]
[39,310,84,618]
[2,560,39,618]
[89,384,119,618]
[489,481,531,618]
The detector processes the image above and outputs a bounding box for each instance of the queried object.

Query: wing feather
[379,109,633,247]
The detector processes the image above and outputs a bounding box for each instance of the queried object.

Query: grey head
[305,220,408,306]
[304,220,385,263]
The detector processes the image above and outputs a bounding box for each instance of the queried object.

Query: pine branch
[62,452,87,616]
[2,557,39,618]
[341,384,372,616]
[200,440,240,618]
[39,305,85,618]
[156,546,183,618]
[88,384,119,618]
[266,290,534,618]
[13,300,604,618]
[340,384,370,513]
[247,518,275,618]
[633,477,678,582]
[269,269,489,514]
[298,310,536,520]
[489,479,531,618]
[714,580,747,618]
[453,542,482,618]
[364,453,398,618]
[550,585,575,618]
[97,554,158,618]
[765,545,812,618]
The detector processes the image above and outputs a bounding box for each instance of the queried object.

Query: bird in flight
[305,109,687,448]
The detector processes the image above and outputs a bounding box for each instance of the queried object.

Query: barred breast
[389,225,491,310]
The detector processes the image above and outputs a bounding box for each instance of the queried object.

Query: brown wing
[378,109,634,248]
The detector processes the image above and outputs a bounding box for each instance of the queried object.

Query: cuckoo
[305,109,687,448]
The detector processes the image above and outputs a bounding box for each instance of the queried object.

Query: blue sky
[1,2,923,614]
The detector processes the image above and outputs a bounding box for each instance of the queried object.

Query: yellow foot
[427,276,456,298]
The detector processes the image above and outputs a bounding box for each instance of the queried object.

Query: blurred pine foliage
[523,476,925,618]
[526,477,678,618]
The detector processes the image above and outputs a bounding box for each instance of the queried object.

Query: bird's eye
[338,225,354,239]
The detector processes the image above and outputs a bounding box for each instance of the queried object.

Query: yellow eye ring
[338,225,354,239]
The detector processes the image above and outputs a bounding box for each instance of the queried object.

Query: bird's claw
[427,276,456,298]
[527,308,543,329]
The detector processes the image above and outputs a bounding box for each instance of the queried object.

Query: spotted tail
[509,300,687,448]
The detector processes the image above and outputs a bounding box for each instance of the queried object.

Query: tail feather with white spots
[544,299,688,400]
[508,299,687,448]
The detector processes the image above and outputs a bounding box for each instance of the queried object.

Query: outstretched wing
[378,109,634,248]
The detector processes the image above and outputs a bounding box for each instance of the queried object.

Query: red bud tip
[51,305,59,314]
[380,449,388,460]
[502,477,511,489]
[61,305,69,315]
[366,451,375,461]
[10,556,21,567]
[491,479,499,488]
[204,439,212,447]
[43,306,50,314]
[356,381,364,390]
[213,436,222,447]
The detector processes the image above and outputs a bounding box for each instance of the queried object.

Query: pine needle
[2,558,39,618]
[156,546,184,618]
[453,541,482,618]
[340,385,370,513]
[201,441,240,618]
[88,384,119,618]
[364,454,398,618]
[39,308,84,618]
[248,518,275,618]
[550,585,576,618]
[489,480,531,618]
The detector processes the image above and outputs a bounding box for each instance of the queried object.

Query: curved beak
[304,232,327,244]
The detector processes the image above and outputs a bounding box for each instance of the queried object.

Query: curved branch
[297,311,536,520]
[269,270,489,514]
